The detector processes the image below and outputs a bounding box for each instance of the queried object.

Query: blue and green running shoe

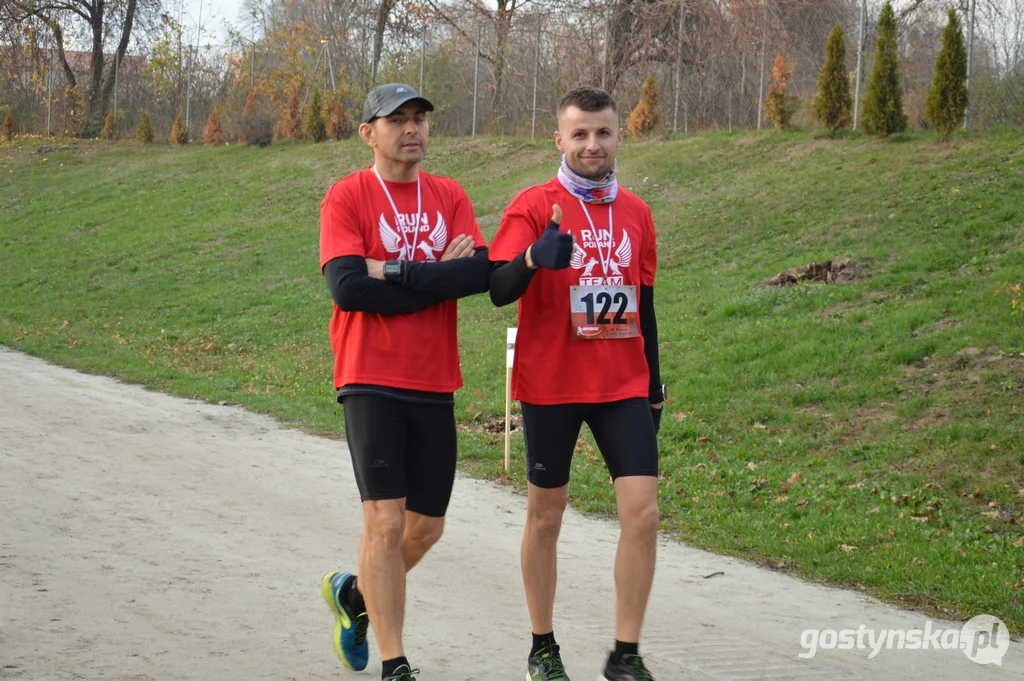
[319,570,369,671]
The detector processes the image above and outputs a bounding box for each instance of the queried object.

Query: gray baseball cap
[362,83,435,123]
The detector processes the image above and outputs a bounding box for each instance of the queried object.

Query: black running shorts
[341,394,457,517]
[521,397,659,489]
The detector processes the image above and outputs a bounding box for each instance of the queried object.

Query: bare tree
[371,0,400,84]
[10,0,147,137]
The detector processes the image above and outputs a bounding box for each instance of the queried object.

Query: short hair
[557,87,617,118]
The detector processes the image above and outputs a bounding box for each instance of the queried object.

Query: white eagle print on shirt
[570,228,632,284]
[377,212,449,261]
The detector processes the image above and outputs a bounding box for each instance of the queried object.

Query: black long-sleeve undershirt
[640,284,662,403]
[324,256,441,315]
[396,246,491,299]
[488,252,537,307]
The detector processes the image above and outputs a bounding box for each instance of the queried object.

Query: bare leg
[521,483,568,634]
[359,498,408,661]
[401,511,444,570]
[613,476,659,643]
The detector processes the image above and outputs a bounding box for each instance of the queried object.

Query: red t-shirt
[490,178,657,405]
[319,167,485,392]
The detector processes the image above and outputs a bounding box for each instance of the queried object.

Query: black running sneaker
[602,652,655,681]
[527,642,570,680]
[384,664,419,681]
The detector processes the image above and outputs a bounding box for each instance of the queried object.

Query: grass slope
[2,129,1023,629]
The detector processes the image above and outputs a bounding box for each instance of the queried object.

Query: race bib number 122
[570,285,640,339]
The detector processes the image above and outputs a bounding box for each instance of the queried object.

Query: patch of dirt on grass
[465,413,523,435]
[781,139,832,160]
[761,257,864,286]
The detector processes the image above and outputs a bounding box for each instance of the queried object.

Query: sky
[182,0,248,47]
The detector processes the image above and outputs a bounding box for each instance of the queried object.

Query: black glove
[651,405,663,434]
[530,220,573,270]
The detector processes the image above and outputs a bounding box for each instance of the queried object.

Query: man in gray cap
[318,83,491,681]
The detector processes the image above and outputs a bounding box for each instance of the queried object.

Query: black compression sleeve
[324,256,441,315]
[397,247,491,299]
[640,285,662,402]
[488,251,538,307]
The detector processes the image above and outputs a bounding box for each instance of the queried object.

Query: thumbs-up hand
[527,204,573,270]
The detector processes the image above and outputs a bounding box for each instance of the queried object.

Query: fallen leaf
[869,506,881,514]
[697,436,710,443]
[673,412,687,422]
[985,524,995,533]
[753,423,768,430]
[1013,538,1024,547]
[839,544,858,553]
[746,461,758,471]
[820,504,831,514]
[788,473,802,484]
[795,499,810,508]
[990,501,1000,508]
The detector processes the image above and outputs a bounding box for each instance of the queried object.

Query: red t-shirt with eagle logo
[490,178,657,405]
[319,167,485,392]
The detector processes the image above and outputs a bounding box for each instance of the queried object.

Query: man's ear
[358,122,375,146]
[554,129,563,152]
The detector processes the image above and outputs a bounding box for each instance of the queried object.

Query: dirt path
[0,347,1018,681]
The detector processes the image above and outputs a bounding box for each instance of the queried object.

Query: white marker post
[504,327,517,472]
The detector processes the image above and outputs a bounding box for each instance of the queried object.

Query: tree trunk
[82,0,106,135]
[489,0,514,133]
[370,0,398,86]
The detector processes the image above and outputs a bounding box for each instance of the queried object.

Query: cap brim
[370,96,435,122]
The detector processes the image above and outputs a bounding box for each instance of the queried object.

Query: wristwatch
[382,260,403,283]
[651,384,667,404]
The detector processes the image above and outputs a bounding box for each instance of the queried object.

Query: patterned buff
[556,154,618,204]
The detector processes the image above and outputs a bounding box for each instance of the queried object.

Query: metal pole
[113,52,120,116]
[964,0,976,130]
[853,0,867,130]
[472,24,481,136]
[250,25,256,91]
[531,21,540,139]
[186,0,203,131]
[304,42,326,105]
[326,42,336,91]
[673,0,684,132]
[601,3,612,90]
[756,38,766,129]
[756,0,768,129]
[47,52,53,137]
[419,23,426,94]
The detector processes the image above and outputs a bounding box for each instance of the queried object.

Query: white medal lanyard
[373,165,422,261]
[577,197,614,274]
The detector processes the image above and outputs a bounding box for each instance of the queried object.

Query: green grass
[2,129,1023,630]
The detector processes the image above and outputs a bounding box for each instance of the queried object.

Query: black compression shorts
[341,394,457,517]
[521,397,659,489]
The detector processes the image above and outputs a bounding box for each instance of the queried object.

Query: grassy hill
[2,129,1023,630]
